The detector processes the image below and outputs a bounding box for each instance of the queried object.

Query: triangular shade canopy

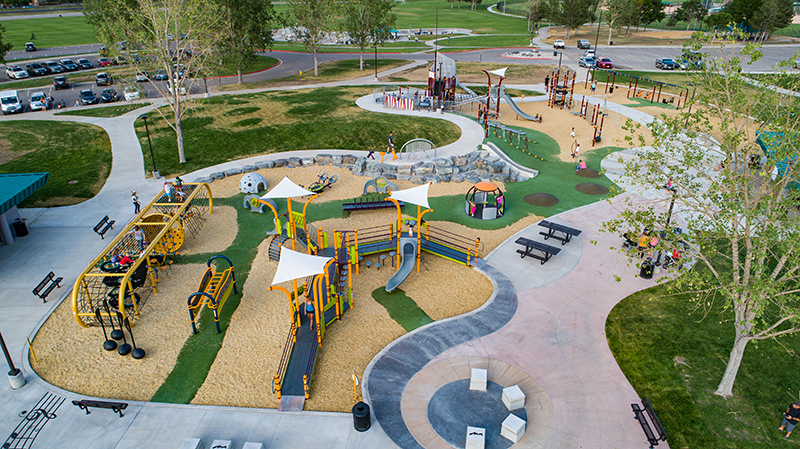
[271,247,332,286]
[261,176,313,199]
[390,184,430,209]
[488,67,508,78]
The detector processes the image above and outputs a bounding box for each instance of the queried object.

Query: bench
[93,215,115,239]
[631,397,667,448]
[343,197,404,212]
[514,237,561,264]
[538,220,582,246]
[33,271,63,303]
[72,399,128,418]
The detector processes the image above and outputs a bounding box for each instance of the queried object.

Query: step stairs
[205,272,223,296]
[269,235,289,262]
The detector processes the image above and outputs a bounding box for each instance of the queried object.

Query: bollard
[352,401,371,431]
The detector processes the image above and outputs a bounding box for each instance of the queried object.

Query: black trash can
[12,219,28,237]
[352,401,371,432]
[640,260,654,279]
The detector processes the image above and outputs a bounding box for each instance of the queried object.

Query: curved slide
[499,89,539,121]
[456,78,478,97]
[386,237,418,293]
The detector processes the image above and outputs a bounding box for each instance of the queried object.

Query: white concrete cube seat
[465,426,486,449]
[178,438,203,449]
[470,368,487,391]
[210,440,231,449]
[500,413,527,443]
[242,443,264,449]
[502,384,526,410]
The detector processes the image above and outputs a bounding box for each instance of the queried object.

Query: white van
[0,90,24,115]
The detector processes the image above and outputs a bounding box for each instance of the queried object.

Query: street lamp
[373,45,378,81]
[1,331,25,389]
[142,115,159,178]
[594,9,603,51]
[553,50,563,69]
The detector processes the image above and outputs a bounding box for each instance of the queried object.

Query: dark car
[95,72,112,86]
[25,62,48,76]
[577,39,591,49]
[76,58,94,70]
[655,58,676,70]
[79,89,99,105]
[100,88,119,103]
[44,61,65,74]
[25,42,36,52]
[596,57,613,69]
[60,59,79,71]
[153,69,168,81]
[53,76,69,90]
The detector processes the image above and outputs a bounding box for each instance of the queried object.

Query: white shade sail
[390,184,430,209]
[271,247,332,286]
[261,176,313,199]
[488,67,509,78]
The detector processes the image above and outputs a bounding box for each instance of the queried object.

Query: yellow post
[314,275,323,344]
[354,229,360,275]
[416,208,433,272]
[353,373,359,402]
[257,199,281,236]
[473,237,481,267]
[275,374,282,399]
[302,193,321,232]
[27,338,38,364]
[388,198,402,267]
[303,375,310,399]
[270,285,300,328]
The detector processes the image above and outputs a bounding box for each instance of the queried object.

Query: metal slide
[499,89,539,121]
[455,78,478,97]
[385,237,418,293]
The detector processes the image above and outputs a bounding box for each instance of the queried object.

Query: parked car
[123,86,141,101]
[95,72,112,86]
[577,39,591,49]
[76,58,94,70]
[584,49,596,58]
[97,57,113,67]
[596,57,613,69]
[29,91,52,111]
[0,90,24,115]
[578,56,596,68]
[59,59,79,71]
[25,62,48,76]
[172,64,186,79]
[553,39,565,49]
[5,66,29,79]
[79,89,99,105]
[675,58,705,70]
[153,69,168,81]
[112,55,128,65]
[135,71,149,82]
[44,61,65,73]
[793,58,800,69]
[53,76,69,90]
[169,82,187,96]
[655,58,676,70]
[100,88,119,103]
[25,42,36,52]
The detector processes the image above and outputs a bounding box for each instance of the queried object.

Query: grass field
[746,73,800,92]
[438,34,533,49]
[1,16,98,50]
[607,280,800,448]
[0,121,112,206]
[56,103,148,118]
[135,86,461,178]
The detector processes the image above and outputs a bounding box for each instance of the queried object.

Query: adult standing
[544,75,550,93]
[387,131,395,153]
[131,191,141,214]
[133,225,146,251]
[780,401,800,440]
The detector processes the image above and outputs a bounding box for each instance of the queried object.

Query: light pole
[553,50,563,69]
[1,331,25,389]
[594,10,602,51]
[142,115,158,178]
[373,45,378,81]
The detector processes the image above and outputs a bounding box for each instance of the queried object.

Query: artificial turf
[372,286,433,332]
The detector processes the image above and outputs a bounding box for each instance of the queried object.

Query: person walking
[591,81,596,94]
[387,131,395,153]
[574,142,580,159]
[780,401,800,440]
[544,75,550,93]
[133,225,146,251]
[131,191,141,214]
[304,296,315,331]
[570,127,575,138]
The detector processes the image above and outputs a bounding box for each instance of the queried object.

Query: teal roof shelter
[0,173,48,244]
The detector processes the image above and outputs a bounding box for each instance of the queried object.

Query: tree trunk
[608,21,614,45]
[174,96,186,164]
[714,334,750,397]
[237,68,243,84]
[565,27,571,39]
[359,49,364,71]
[313,50,319,76]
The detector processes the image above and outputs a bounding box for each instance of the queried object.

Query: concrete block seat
[501,413,526,443]
[210,440,231,449]
[470,368,487,391]
[465,426,486,449]
[502,384,525,410]
[178,439,203,449]
[242,443,264,449]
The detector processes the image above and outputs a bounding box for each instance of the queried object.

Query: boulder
[286,157,302,167]
[410,176,425,184]
[223,167,243,176]
[342,154,358,164]
[272,159,286,168]
[315,154,333,165]
[331,155,343,164]
[255,160,275,169]
[452,155,468,166]
[365,160,383,172]
[210,172,225,180]
[416,163,434,175]
[241,165,258,173]
[397,165,414,175]
[432,158,451,166]
[381,163,397,173]
[301,157,315,166]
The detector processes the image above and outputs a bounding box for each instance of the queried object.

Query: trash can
[640,260,654,279]
[12,219,28,237]
[352,401,371,432]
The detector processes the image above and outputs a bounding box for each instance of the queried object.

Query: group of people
[164,177,186,202]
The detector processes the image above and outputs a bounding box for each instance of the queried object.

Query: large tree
[751,0,793,42]
[289,0,337,77]
[724,0,763,31]
[638,0,665,31]
[216,0,276,84]
[604,0,632,45]
[560,0,593,39]
[523,0,549,33]
[84,0,226,165]
[0,25,13,64]
[343,0,396,71]
[676,0,707,31]
[604,35,800,398]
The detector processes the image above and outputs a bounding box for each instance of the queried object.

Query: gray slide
[499,89,539,121]
[385,237,418,293]
[456,78,478,97]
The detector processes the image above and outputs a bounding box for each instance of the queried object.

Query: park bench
[631,397,667,448]
[343,197,404,212]
[514,237,561,265]
[538,220,582,246]
[93,215,115,239]
[72,399,128,418]
[33,271,63,303]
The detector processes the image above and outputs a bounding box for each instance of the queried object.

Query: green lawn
[439,34,533,48]
[135,86,461,178]
[372,286,433,332]
[56,103,148,118]
[2,16,98,52]
[608,280,800,448]
[0,121,112,207]
[746,74,800,92]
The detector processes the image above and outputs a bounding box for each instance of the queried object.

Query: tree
[0,25,13,64]
[216,0,276,84]
[84,0,226,165]
[604,35,800,398]
[724,0,763,31]
[676,0,707,31]
[343,0,396,71]
[560,0,593,39]
[604,0,632,45]
[289,0,337,77]
[704,11,732,38]
[524,0,549,32]
[751,0,793,42]
[638,0,665,31]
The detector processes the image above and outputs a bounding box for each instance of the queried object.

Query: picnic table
[514,237,561,265]
[538,220,582,245]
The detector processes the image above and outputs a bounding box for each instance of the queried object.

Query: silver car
[29,92,52,111]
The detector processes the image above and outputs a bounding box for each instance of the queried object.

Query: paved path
[0,64,673,448]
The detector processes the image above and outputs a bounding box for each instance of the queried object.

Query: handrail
[303,337,319,399]
[273,322,295,396]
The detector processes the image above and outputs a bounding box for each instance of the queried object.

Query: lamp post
[142,115,159,178]
[594,9,603,51]
[1,331,25,389]
[553,50,563,69]
[373,45,378,81]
